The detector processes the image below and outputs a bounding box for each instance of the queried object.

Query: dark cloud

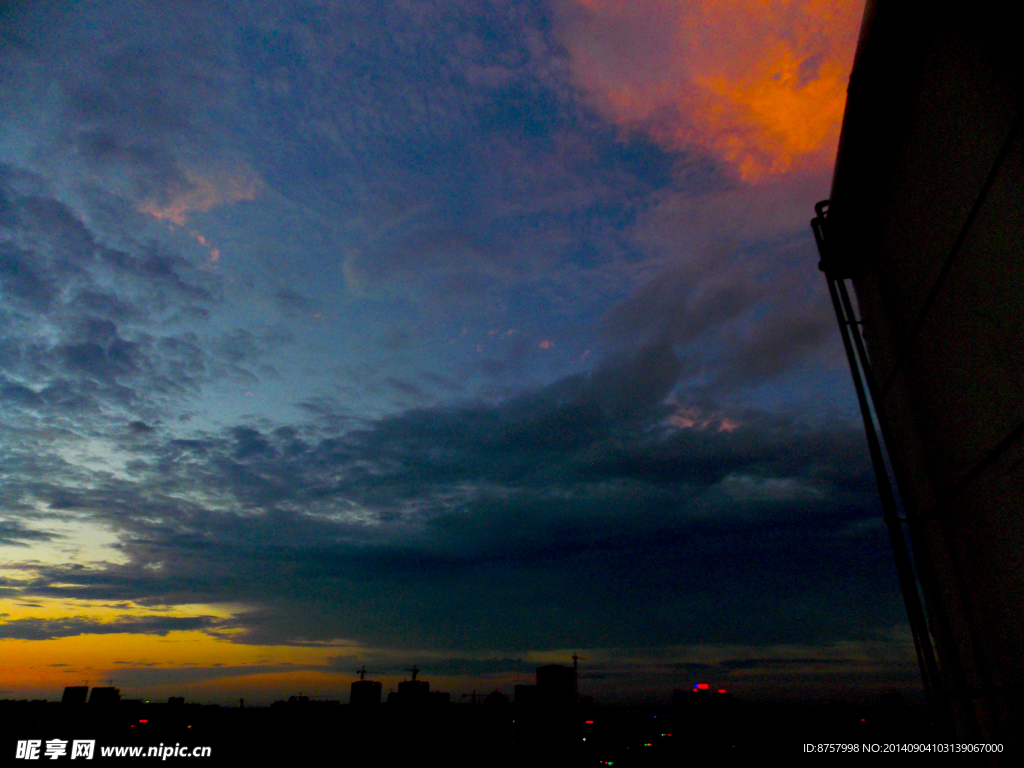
[0,615,228,641]
[41,18,234,205]
[720,301,835,386]
[0,167,289,430]
[602,252,762,349]
[0,520,55,547]
[0,242,59,312]
[1,340,893,651]
[0,172,876,653]
[128,420,155,435]
[600,248,838,393]
[273,289,316,317]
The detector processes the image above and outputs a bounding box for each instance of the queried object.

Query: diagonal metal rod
[832,280,975,734]
[824,275,940,714]
[812,201,951,734]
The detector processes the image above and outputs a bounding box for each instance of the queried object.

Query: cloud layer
[0,0,905,703]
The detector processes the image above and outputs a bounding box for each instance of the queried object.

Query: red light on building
[585,720,594,724]
[139,719,148,723]
[696,683,710,690]
[717,689,726,694]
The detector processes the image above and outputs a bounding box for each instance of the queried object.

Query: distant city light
[696,683,710,690]
[718,689,727,694]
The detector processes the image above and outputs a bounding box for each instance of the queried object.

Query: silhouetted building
[387,666,447,707]
[484,690,510,707]
[350,665,382,706]
[536,665,575,709]
[514,664,580,759]
[516,664,580,712]
[395,679,429,704]
[351,679,382,706]
[88,687,120,706]
[61,687,88,705]
[514,684,538,708]
[168,696,185,706]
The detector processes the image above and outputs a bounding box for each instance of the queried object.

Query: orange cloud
[140,169,262,226]
[668,406,740,432]
[559,0,864,182]
[139,167,262,265]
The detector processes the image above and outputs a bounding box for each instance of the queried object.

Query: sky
[0,0,923,707]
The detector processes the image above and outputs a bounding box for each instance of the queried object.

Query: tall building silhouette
[813,0,1024,752]
[87,687,120,706]
[60,687,88,705]
[350,666,382,706]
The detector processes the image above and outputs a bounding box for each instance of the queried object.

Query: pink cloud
[668,405,741,432]
[139,166,263,266]
[139,168,263,226]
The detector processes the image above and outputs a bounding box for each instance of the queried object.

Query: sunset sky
[0,0,920,706]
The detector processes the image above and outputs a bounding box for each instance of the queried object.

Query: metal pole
[812,202,949,732]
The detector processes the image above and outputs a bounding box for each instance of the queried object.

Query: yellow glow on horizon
[0,630,343,695]
[0,622,569,702]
